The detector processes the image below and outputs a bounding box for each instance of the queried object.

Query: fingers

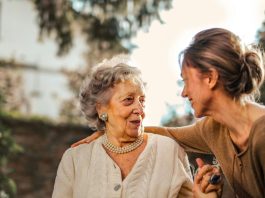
[195,163,214,184]
[193,180,218,198]
[71,138,89,148]
[192,179,201,198]
[71,131,104,147]
[196,158,205,168]
[200,172,212,192]
[204,182,222,194]
[193,158,220,198]
[194,158,223,194]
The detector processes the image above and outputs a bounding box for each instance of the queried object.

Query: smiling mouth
[130,120,141,126]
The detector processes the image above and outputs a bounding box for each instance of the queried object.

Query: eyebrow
[119,92,146,99]
[118,92,133,100]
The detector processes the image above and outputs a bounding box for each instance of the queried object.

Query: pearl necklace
[102,133,144,154]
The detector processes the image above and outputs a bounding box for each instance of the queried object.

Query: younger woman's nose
[181,87,187,98]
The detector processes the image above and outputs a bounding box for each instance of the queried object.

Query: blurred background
[0,0,265,197]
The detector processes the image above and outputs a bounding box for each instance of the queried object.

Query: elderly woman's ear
[96,102,104,116]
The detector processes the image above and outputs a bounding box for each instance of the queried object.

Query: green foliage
[257,19,265,104]
[33,0,173,55]
[0,124,23,198]
[32,0,173,123]
[0,91,23,198]
[257,20,265,49]
[0,90,5,109]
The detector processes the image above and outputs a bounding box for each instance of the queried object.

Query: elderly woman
[52,58,218,198]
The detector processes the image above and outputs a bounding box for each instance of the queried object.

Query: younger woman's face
[181,65,214,117]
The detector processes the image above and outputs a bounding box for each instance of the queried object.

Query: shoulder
[252,114,265,135]
[146,134,192,179]
[147,133,179,146]
[195,117,225,140]
[196,116,222,130]
[251,115,265,148]
[248,116,265,168]
[147,133,187,159]
[247,113,265,164]
[60,138,101,165]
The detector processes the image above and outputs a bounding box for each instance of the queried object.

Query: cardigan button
[114,184,121,191]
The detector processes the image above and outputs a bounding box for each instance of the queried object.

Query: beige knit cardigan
[52,133,193,198]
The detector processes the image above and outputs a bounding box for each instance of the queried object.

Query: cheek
[197,91,212,111]
[114,108,132,120]
[142,111,146,119]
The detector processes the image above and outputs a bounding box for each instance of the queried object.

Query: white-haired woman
[52,59,218,198]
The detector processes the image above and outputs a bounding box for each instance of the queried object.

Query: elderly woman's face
[100,80,145,138]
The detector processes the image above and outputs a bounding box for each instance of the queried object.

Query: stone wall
[1,116,93,198]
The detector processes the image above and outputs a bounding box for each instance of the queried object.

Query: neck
[102,133,144,154]
[206,96,253,149]
[105,129,142,147]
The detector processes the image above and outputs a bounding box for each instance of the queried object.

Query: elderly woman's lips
[130,120,141,126]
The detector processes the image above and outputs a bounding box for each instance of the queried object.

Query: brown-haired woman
[149,28,265,197]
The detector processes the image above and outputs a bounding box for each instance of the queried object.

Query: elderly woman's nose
[133,102,144,114]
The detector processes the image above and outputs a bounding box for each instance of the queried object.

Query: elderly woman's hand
[193,158,223,197]
[71,131,103,147]
[192,182,218,198]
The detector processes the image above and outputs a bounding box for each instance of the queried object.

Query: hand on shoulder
[71,131,103,147]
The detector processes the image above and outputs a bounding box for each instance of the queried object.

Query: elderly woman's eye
[125,97,133,101]
[140,98,145,104]
[123,97,134,104]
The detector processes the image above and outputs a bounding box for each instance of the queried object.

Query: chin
[193,110,203,118]
[128,128,143,138]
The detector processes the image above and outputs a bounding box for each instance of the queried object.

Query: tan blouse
[161,116,265,198]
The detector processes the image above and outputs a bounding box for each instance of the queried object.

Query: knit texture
[52,133,193,198]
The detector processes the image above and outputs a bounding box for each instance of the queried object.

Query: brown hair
[179,28,265,101]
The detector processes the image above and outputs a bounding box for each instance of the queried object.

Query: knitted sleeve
[145,117,213,154]
[52,148,75,198]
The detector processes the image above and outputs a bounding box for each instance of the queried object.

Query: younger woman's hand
[194,158,223,196]
[71,131,103,147]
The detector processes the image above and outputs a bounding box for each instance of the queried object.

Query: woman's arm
[71,118,211,154]
[145,119,211,154]
[144,126,175,138]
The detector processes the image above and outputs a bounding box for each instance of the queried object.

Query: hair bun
[238,50,264,95]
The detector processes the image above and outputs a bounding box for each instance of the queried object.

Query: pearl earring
[99,113,108,122]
